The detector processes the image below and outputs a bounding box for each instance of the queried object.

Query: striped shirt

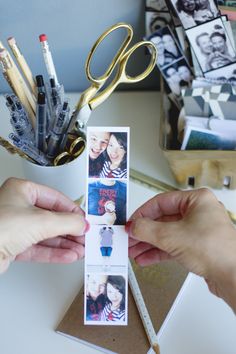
[100,161,127,179]
[100,303,125,322]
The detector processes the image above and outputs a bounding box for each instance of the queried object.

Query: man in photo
[208,31,236,69]
[195,32,213,71]
[86,274,107,321]
[162,32,181,60]
[178,65,193,85]
[146,12,171,35]
[148,27,181,67]
[88,179,127,225]
[164,66,182,95]
[88,131,110,177]
[174,0,218,29]
[175,0,197,29]
[194,0,219,23]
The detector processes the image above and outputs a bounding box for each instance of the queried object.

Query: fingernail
[125,220,132,233]
[84,219,90,233]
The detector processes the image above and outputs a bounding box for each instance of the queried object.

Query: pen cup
[21,149,86,201]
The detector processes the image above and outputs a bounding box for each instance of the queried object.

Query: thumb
[128,217,183,253]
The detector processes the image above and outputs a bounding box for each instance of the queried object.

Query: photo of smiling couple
[88,130,127,179]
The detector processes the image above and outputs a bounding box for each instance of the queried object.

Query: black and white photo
[163,58,193,95]
[186,18,236,72]
[171,0,219,29]
[146,0,168,11]
[205,62,236,83]
[147,26,182,67]
[145,11,172,36]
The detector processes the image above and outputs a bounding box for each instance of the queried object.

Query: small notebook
[56,260,188,354]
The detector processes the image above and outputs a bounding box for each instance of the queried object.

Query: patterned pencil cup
[21,149,86,201]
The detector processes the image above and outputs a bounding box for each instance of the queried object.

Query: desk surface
[0,91,236,354]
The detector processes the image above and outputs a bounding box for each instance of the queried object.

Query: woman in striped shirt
[100,132,127,179]
[100,275,126,322]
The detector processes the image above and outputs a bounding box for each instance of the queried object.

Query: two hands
[1,178,236,313]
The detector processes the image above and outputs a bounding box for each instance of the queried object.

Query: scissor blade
[77,104,92,128]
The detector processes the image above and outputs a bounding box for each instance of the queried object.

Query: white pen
[39,34,59,86]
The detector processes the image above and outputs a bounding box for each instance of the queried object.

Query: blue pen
[36,92,47,153]
[5,94,35,143]
[9,133,51,166]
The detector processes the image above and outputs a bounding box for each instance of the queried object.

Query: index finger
[25,180,84,214]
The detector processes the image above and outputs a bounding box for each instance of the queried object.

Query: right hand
[127,188,236,312]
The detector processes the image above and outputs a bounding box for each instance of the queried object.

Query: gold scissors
[53,133,86,166]
[67,22,157,130]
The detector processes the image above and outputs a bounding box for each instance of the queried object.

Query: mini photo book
[56,260,188,354]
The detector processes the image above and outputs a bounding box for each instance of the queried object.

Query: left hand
[0,178,88,272]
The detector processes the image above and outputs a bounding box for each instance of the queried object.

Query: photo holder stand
[159,79,236,189]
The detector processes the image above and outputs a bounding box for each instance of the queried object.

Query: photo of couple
[171,0,219,29]
[163,58,193,95]
[205,62,236,83]
[187,19,236,72]
[86,274,127,324]
[148,26,182,68]
[88,130,127,179]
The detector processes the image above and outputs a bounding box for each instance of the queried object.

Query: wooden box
[159,89,236,190]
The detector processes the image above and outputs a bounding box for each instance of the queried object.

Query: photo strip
[186,18,236,73]
[85,126,129,326]
[147,25,193,96]
[169,0,219,29]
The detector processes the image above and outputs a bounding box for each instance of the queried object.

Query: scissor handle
[86,22,133,84]
[89,40,157,110]
[120,40,157,83]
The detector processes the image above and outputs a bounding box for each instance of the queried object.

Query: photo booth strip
[147,25,193,96]
[84,126,130,326]
[169,0,220,30]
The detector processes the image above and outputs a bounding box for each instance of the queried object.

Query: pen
[7,37,36,96]
[36,75,52,135]
[46,101,70,158]
[39,34,59,86]
[0,48,36,127]
[0,135,34,162]
[9,133,51,166]
[36,92,47,153]
[5,94,35,143]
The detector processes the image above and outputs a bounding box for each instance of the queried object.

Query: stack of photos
[169,0,236,79]
[147,25,193,96]
[84,127,129,326]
